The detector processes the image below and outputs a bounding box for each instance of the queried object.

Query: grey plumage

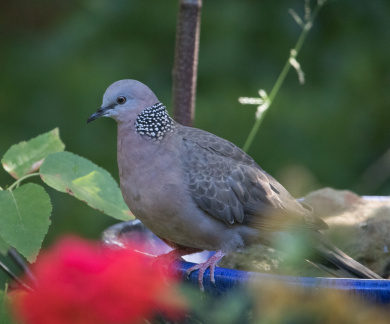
[88,79,381,288]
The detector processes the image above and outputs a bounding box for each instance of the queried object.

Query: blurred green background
[1,0,389,245]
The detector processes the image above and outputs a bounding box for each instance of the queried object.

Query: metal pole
[172,0,202,126]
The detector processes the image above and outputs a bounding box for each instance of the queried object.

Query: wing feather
[179,126,327,231]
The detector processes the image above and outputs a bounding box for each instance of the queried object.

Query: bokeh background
[1,0,389,245]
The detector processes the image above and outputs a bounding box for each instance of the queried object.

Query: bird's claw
[186,251,225,291]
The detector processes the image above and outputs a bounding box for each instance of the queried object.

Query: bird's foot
[186,251,225,291]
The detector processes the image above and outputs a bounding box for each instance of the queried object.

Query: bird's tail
[308,232,382,279]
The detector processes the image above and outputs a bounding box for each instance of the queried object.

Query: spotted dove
[88,80,381,289]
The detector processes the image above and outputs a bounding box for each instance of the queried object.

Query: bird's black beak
[87,104,115,123]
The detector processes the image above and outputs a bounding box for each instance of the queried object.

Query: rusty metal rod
[172,0,202,126]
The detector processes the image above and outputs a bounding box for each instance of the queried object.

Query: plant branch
[241,0,326,153]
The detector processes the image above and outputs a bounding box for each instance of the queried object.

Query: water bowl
[102,196,390,303]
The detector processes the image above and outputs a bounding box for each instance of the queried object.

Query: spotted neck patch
[135,103,175,140]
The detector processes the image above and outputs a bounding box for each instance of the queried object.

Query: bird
[87,79,382,290]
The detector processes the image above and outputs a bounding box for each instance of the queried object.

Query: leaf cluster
[0,128,132,263]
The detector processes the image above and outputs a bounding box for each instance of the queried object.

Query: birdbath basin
[102,200,390,304]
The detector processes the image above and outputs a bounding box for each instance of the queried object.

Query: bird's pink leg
[186,250,225,291]
[155,238,225,290]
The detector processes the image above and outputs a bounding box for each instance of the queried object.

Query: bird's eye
[116,96,126,105]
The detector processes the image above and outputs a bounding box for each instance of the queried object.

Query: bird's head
[87,79,159,124]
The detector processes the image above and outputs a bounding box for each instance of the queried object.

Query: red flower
[11,237,186,324]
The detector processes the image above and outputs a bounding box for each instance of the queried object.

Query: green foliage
[0,130,132,265]
[180,284,253,324]
[1,128,65,180]
[0,288,15,324]
[0,184,51,262]
[40,151,133,221]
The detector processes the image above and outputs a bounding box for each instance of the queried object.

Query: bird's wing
[178,126,327,231]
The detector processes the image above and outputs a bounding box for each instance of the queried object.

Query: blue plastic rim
[181,260,390,304]
[102,215,390,304]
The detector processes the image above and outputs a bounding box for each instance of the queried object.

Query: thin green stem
[243,107,268,152]
[8,173,40,191]
[242,1,325,153]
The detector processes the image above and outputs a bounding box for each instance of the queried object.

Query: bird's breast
[117,132,186,229]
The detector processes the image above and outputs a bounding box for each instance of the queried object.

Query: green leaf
[1,128,65,179]
[0,184,52,262]
[40,151,133,221]
[0,288,15,324]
